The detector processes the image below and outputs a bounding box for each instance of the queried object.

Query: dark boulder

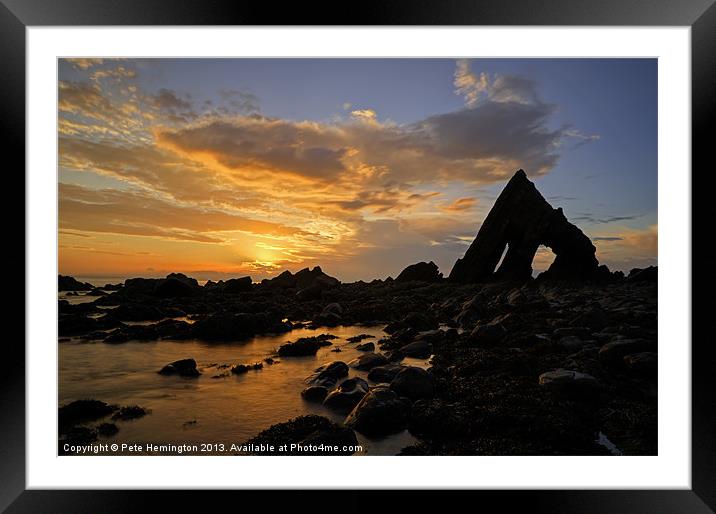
[390,366,434,400]
[191,312,283,341]
[154,277,198,298]
[598,339,656,366]
[348,352,389,370]
[59,399,117,431]
[323,377,370,413]
[355,341,375,352]
[538,369,600,399]
[158,358,200,377]
[345,385,411,436]
[305,361,349,387]
[206,276,253,293]
[367,364,404,383]
[301,386,329,402]
[395,261,443,283]
[397,340,433,359]
[466,320,507,347]
[449,169,601,283]
[627,266,657,283]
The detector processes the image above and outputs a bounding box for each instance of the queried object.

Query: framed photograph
[4,0,714,511]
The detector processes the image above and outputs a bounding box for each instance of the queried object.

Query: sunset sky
[58,58,657,283]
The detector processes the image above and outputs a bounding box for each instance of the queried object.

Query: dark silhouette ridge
[449,169,601,283]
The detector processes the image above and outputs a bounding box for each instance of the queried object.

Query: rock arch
[449,169,601,282]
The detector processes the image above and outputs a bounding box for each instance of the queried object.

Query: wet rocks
[355,341,375,352]
[390,366,434,400]
[538,369,600,399]
[345,385,411,436]
[96,422,119,436]
[598,339,655,366]
[243,415,358,455]
[466,319,507,348]
[348,352,389,370]
[347,334,375,343]
[323,377,370,413]
[278,335,335,357]
[367,364,404,383]
[301,386,329,402]
[158,358,200,377]
[59,399,118,431]
[231,362,264,374]
[396,261,443,283]
[305,361,349,387]
[191,312,287,342]
[396,339,432,359]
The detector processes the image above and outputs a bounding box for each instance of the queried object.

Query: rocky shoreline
[58,268,657,456]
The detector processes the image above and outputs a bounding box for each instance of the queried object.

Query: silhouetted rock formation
[449,169,600,282]
[396,261,443,283]
[58,275,94,291]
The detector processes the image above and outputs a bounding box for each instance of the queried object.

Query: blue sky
[58,58,657,281]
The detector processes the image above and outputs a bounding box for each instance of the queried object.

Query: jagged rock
[205,276,253,293]
[158,358,200,377]
[58,275,94,291]
[449,169,600,282]
[261,266,340,291]
[396,261,443,283]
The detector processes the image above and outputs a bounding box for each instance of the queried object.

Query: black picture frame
[2,1,714,511]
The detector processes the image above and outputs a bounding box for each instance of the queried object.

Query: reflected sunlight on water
[59,324,428,455]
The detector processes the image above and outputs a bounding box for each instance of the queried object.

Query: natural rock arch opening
[449,169,603,283]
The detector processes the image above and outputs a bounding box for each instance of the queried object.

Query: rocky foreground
[58,265,657,455]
